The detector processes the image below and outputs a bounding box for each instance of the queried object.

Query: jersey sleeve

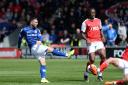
[37,29,43,41]
[81,21,86,32]
[18,28,25,48]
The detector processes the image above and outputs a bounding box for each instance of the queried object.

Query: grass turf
[0,59,122,85]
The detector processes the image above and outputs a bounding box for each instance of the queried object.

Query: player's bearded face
[31,19,38,28]
[90,9,96,19]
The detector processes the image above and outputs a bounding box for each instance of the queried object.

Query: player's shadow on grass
[64,79,85,82]
[53,79,85,82]
[0,78,40,84]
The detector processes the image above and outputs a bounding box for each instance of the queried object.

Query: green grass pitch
[0,59,122,85]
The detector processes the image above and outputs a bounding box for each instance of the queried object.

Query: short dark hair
[86,8,95,17]
[29,16,38,22]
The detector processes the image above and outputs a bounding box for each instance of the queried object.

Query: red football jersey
[81,18,102,42]
[122,47,128,62]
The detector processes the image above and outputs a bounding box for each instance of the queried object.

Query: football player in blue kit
[18,17,73,83]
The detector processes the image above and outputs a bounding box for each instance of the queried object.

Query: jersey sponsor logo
[90,26,99,30]
[27,34,37,36]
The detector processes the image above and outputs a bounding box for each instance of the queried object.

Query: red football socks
[100,62,108,72]
[100,59,105,65]
[116,80,125,85]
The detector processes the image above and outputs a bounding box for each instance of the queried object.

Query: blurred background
[0,0,127,58]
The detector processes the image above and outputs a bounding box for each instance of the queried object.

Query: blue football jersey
[18,26,42,48]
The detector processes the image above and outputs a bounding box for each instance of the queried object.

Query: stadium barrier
[0,45,125,59]
[106,46,125,58]
[0,48,22,58]
[20,44,126,59]
[51,44,126,58]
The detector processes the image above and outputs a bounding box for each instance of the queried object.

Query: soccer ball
[87,64,97,75]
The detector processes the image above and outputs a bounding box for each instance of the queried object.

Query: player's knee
[39,57,46,65]
[108,57,114,61]
[107,57,116,64]
[47,47,54,52]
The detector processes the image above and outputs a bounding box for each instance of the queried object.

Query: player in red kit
[81,8,106,81]
[97,47,128,85]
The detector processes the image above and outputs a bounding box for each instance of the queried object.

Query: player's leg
[115,62,128,85]
[84,52,95,81]
[100,58,119,85]
[95,41,106,81]
[84,42,96,82]
[97,48,106,81]
[105,61,128,85]
[47,46,74,58]
[31,44,49,83]
[39,57,49,83]
[98,57,119,73]
[100,47,128,73]
[98,48,106,66]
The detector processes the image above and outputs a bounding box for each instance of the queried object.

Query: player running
[96,47,128,85]
[81,8,106,81]
[18,17,73,83]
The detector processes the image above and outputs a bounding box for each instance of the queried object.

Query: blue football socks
[52,49,67,57]
[40,65,46,78]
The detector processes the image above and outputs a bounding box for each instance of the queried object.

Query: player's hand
[102,37,106,42]
[86,39,91,45]
[36,41,42,45]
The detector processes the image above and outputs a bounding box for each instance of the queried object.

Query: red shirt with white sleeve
[81,18,102,42]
